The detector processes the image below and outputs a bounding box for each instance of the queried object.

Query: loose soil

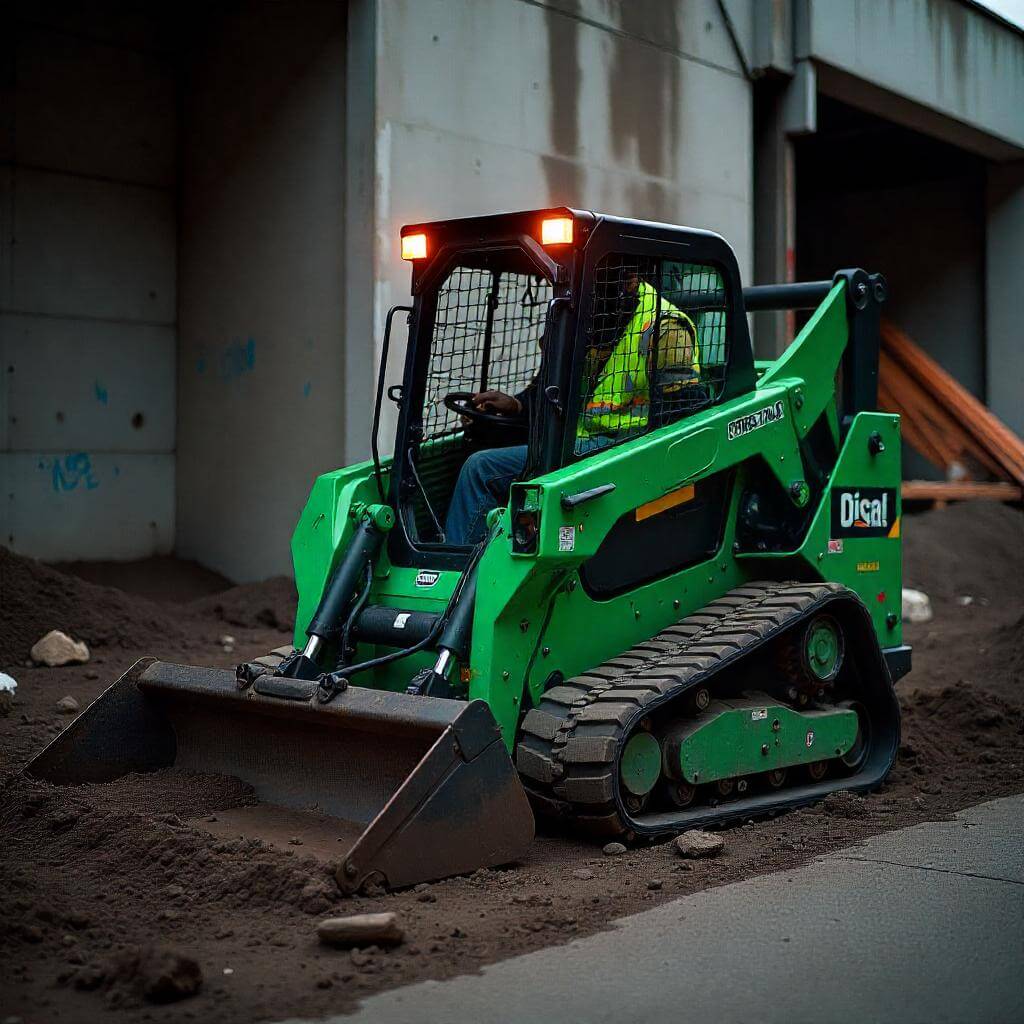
[1,501,1021,1024]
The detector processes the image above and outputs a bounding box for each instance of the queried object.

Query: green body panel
[289,277,902,753]
[738,411,903,642]
[672,699,858,784]
[290,457,387,649]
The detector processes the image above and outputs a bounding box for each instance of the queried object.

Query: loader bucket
[25,658,535,892]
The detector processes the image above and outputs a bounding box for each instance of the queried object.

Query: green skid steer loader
[28,209,908,892]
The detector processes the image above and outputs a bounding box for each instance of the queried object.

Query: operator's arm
[468,380,536,424]
[470,390,523,417]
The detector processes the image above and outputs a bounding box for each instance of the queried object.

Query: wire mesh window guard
[410,265,552,540]
[574,255,729,456]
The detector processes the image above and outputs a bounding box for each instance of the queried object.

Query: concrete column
[753,71,812,359]
[986,161,1024,438]
[753,80,794,358]
[343,0,378,466]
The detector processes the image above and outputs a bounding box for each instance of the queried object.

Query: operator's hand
[472,390,522,415]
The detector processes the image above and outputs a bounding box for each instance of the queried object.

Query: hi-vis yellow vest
[580,281,699,437]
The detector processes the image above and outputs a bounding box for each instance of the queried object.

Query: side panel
[775,412,903,643]
[290,458,388,648]
[467,378,809,747]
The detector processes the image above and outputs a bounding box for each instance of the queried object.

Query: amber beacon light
[541,216,573,245]
[401,233,428,260]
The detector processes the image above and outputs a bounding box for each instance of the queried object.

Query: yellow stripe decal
[635,484,695,522]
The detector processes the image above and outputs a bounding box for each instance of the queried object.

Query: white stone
[901,588,933,624]
[673,830,725,858]
[0,672,16,716]
[30,630,90,666]
[317,912,404,948]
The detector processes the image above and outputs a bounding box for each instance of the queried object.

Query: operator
[444,267,699,545]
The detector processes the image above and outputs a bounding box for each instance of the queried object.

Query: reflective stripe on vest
[580,281,699,437]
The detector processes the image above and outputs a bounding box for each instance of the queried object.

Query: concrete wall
[0,6,177,560]
[360,0,755,454]
[175,2,346,582]
[800,0,1024,159]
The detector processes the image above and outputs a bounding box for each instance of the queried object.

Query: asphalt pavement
[288,794,1024,1024]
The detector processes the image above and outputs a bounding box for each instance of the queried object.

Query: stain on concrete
[610,1,683,181]
[543,0,583,203]
[923,0,969,109]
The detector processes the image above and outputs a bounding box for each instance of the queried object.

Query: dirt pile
[902,500,1023,603]
[0,501,1022,1022]
[0,546,297,665]
[73,946,203,1008]
[901,501,1023,702]
[0,547,186,664]
[190,576,297,633]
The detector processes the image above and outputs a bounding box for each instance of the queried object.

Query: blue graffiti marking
[50,452,99,492]
[94,380,108,405]
[303,381,312,398]
[219,338,256,381]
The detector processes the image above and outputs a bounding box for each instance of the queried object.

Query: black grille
[411,265,551,540]
[574,255,728,456]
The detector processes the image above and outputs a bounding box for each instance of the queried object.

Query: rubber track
[516,580,873,838]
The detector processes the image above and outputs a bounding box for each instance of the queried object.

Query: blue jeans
[444,437,612,545]
[445,445,528,546]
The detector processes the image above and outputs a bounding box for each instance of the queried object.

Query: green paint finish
[738,411,903,646]
[621,731,661,796]
[290,457,391,650]
[283,275,903,759]
[759,282,848,437]
[672,701,858,784]
[806,618,841,680]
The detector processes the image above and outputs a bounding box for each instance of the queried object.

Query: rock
[55,695,80,714]
[349,948,372,968]
[85,670,100,680]
[673,830,724,859]
[572,868,594,881]
[120,947,202,1004]
[901,588,932,624]
[647,879,663,891]
[602,842,627,856]
[0,672,17,716]
[956,594,974,607]
[218,635,236,647]
[317,913,404,949]
[821,790,866,819]
[300,879,334,915]
[31,630,90,667]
